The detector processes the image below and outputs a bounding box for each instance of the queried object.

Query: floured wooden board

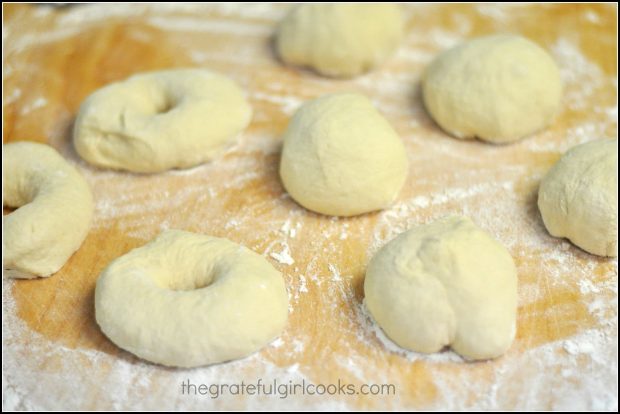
[2,3,618,410]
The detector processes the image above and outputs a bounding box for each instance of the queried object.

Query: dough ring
[95,230,289,368]
[73,69,252,173]
[3,141,94,278]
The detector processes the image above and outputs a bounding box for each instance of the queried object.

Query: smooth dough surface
[279,93,408,217]
[95,230,289,368]
[364,216,518,360]
[538,139,618,257]
[422,34,562,143]
[3,142,94,278]
[276,4,404,78]
[74,69,252,173]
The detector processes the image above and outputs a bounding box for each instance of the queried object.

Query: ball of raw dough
[538,139,618,257]
[3,141,94,278]
[279,93,408,217]
[276,4,404,78]
[422,34,562,143]
[74,69,252,173]
[95,230,289,368]
[364,216,518,360]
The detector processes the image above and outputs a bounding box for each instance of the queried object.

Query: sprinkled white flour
[269,243,295,266]
[356,300,465,364]
[3,3,618,411]
[18,96,47,115]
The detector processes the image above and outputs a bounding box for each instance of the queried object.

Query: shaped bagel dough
[364,216,518,360]
[276,4,404,78]
[74,69,252,173]
[279,93,409,216]
[95,230,289,368]
[538,139,618,257]
[423,35,562,143]
[3,142,94,278]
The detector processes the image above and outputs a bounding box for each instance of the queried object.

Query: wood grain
[3,3,617,410]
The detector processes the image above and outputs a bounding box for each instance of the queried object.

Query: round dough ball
[3,142,94,278]
[74,69,252,173]
[279,93,408,217]
[364,216,518,360]
[95,230,289,368]
[276,4,404,78]
[538,139,618,257]
[422,34,562,143]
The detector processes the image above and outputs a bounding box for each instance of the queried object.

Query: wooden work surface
[2,3,618,410]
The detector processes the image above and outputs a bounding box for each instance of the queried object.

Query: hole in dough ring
[3,141,94,278]
[73,69,253,173]
[95,230,289,368]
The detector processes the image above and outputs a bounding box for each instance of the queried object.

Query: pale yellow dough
[279,93,409,217]
[423,35,562,143]
[538,139,618,257]
[3,142,94,278]
[276,4,404,78]
[73,69,252,173]
[364,216,518,360]
[95,230,289,368]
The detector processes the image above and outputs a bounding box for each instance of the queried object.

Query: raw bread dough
[279,93,408,217]
[95,230,289,368]
[73,69,252,173]
[276,4,404,78]
[422,34,562,144]
[364,216,518,360]
[538,139,618,257]
[3,142,94,278]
